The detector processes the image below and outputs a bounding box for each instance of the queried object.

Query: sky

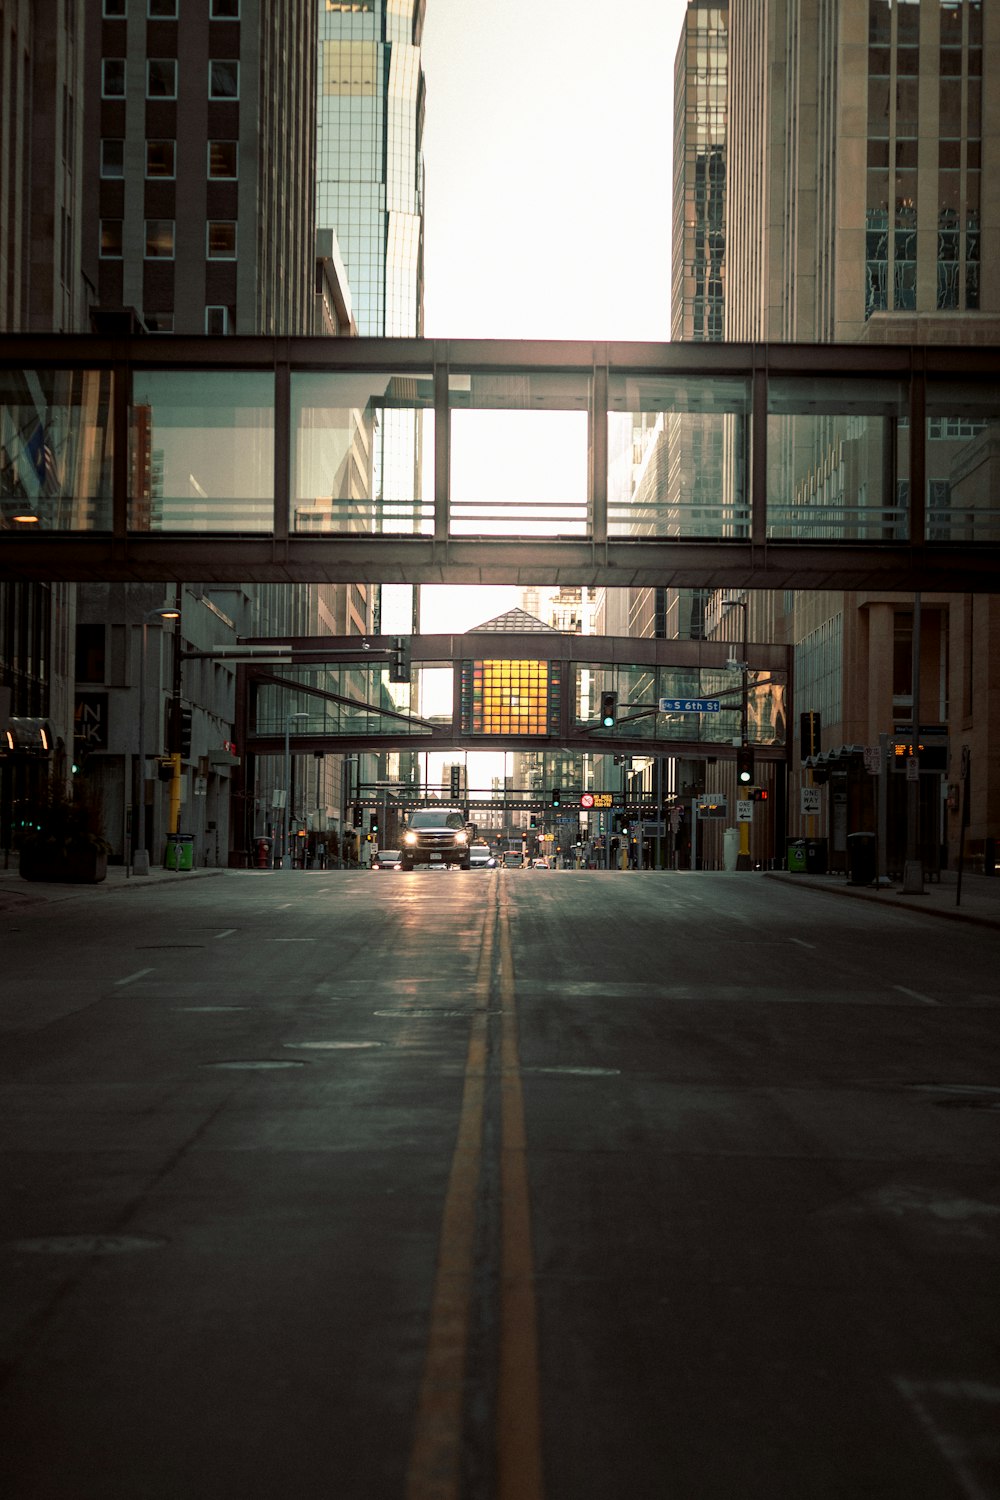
[413,0,690,634]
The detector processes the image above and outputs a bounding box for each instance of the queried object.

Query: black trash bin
[805,837,828,875]
[846,832,876,886]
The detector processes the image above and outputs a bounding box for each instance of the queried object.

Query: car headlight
[403,831,417,845]
[455,831,468,844]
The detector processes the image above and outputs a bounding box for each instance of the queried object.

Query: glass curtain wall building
[317,0,426,570]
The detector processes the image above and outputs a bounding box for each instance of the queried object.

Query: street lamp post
[723,598,751,870]
[133,604,180,877]
[281,711,309,869]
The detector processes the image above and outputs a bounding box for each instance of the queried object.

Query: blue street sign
[659,697,722,713]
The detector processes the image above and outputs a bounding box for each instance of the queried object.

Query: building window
[205,306,231,334]
[100,220,123,258]
[147,59,177,99]
[103,0,126,15]
[143,313,175,333]
[144,219,175,259]
[101,139,124,178]
[208,141,238,178]
[207,221,237,259]
[209,60,239,99]
[210,0,240,15]
[148,0,179,14]
[145,141,176,178]
[102,59,126,97]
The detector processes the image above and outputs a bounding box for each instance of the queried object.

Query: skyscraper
[718,0,999,872]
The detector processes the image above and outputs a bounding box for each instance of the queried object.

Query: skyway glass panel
[607,375,751,538]
[925,382,1000,542]
[766,377,908,541]
[129,371,274,532]
[291,372,433,535]
[0,369,113,531]
[575,664,786,746]
[256,666,434,740]
[449,371,590,536]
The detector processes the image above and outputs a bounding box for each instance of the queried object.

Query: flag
[25,421,61,497]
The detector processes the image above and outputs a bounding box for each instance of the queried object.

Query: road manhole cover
[10,1234,167,1255]
[202,1059,306,1070]
[283,1041,383,1050]
[911,1083,1000,1110]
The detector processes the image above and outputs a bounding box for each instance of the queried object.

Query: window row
[103,0,239,17]
[101,139,238,179]
[133,309,234,334]
[100,220,237,258]
[102,58,239,99]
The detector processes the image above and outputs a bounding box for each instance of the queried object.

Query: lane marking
[497,893,546,1500]
[406,908,494,1500]
[895,984,940,1006]
[215,929,236,939]
[115,968,153,987]
[894,1377,999,1500]
[789,937,816,949]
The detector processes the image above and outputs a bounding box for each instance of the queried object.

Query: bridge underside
[2,335,998,593]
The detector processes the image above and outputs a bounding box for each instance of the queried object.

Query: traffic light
[551,786,561,808]
[736,746,754,785]
[450,764,462,799]
[390,635,412,684]
[529,814,537,829]
[170,703,192,760]
[370,811,379,836]
[352,803,363,828]
[600,691,617,728]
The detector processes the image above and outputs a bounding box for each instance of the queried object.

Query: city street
[1,869,998,1499]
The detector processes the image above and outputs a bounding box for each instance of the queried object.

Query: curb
[762,869,1000,930]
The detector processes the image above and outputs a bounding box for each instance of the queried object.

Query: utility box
[846,832,876,886]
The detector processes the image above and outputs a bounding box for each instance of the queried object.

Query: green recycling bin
[165,833,194,871]
[786,837,807,873]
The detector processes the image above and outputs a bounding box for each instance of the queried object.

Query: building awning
[209,746,241,766]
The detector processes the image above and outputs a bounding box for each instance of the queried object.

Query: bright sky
[414,0,689,635]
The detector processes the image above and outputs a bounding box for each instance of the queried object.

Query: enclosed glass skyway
[1,335,998,592]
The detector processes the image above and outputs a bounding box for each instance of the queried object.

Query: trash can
[786,837,807,873]
[805,837,828,875]
[846,832,876,886]
[165,833,194,871]
[254,836,273,869]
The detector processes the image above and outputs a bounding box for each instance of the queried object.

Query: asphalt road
[1,869,998,1500]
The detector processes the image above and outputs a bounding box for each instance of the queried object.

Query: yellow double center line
[406,883,545,1500]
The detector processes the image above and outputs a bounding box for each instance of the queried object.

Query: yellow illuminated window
[470,660,548,735]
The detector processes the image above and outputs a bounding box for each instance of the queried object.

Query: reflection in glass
[767,378,908,540]
[926,384,1000,542]
[0,369,114,531]
[129,371,274,531]
[291,371,432,534]
[574,663,786,747]
[608,375,750,538]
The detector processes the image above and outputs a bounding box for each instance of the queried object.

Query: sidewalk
[764,865,1000,929]
[0,858,226,908]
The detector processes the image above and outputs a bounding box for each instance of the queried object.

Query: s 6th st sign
[659,698,721,713]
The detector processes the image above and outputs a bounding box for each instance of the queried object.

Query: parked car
[371,849,401,871]
[469,843,497,869]
[400,808,471,870]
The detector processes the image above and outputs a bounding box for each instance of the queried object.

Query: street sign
[801,787,821,815]
[696,796,727,818]
[580,792,595,808]
[659,698,721,713]
[736,799,753,822]
[863,747,881,775]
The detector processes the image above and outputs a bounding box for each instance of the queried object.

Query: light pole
[722,598,751,870]
[133,604,180,877]
[281,711,309,869]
